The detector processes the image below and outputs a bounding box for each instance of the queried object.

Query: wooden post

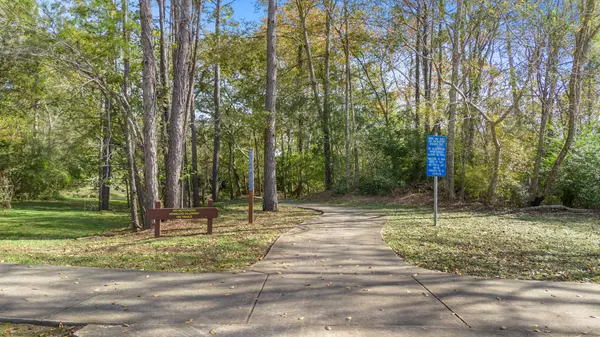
[154,200,162,237]
[207,198,214,234]
[249,149,254,224]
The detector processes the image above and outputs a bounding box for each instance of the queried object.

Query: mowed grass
[0,199,319,272]
[302,194,600,283]
[385,207,600,283]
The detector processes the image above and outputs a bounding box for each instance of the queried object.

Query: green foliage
[357,117,426,195]
[356,175,397,196]
[554,131,600,208]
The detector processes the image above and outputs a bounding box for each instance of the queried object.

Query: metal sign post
[426,135,447,226]
[248,149,254,224]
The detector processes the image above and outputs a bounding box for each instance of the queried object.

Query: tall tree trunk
[157,0,170,126]
[322,0,334,190]
[228,137,234,200]
[253,130,262,196]
[100,97,111,211]
[539,0,598,203]
[157,0,170,189]
[422,0,431,134]
[189,0,203,207]
[133,160,146,225]
[211,0,222,202]
[487,121,501,202]
[414,0,421,129]
[530,33,559,204]
[263,0,278,211]
[281,132,287,199]
[140,0,159,229]
[447,0,462,201]
[165,0,192,208]
[97,125,103,210]
[297,0,330,191]
[343,0,351,190]
[122,0,140,230]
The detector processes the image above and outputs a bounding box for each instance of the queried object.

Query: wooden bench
[147,199,219,237]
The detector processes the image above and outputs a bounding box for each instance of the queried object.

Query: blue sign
[249,149,254,191]
[427,136,447,177]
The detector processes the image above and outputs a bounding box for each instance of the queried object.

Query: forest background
[1,0,599,230]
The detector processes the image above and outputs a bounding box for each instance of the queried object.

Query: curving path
[0,203,598,336]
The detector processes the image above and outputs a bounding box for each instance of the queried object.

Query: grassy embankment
[0,198,318,272]
[303,194,600,283]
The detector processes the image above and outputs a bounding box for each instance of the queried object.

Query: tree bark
[414,0,421,129]
[211,0,222,202]
[140,0,159,229]
[165,0,192,208]
[253,130,262,196]
[228,137,234,200]
[343,0,351,190]
[157,0,170,184]
[189,0,203,207]
[100,97,111,211]
[157,0,170,127]
[263,0,278,211]
[322,0,334,190]
[297,0,331,191]
[447,0,462,201]
[530,30,560,203]
[122,0,140,230]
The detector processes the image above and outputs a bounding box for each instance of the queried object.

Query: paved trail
[1,204,599,336]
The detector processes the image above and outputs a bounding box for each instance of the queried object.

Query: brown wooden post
[207,198,214,234]
[154,200,162,237]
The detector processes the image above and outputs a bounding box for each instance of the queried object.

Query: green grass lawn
[0,199,318,272]
[303,194,600,283]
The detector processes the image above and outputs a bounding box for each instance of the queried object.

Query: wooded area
[1,0,600,229]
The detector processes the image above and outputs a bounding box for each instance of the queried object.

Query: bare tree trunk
[422,0,432,134]
[263,0,278,211]
[414,0,421,129]
[157,0,170,188]
[189,0,203,207]
[100,97,112,211]
[297,0,331,191]
[281,132,287,199]
[97,126,103,210]
[446,0,462,202]
[157,0,170,126]
[123,0,140,230]
[322,0,334,190]
[133,160,146,225]
[165,0,192,208]
[530,33,560,204]
[211,0,222,202]
[344,0,351,191]
[228,137,234,200]
[140,0,159,229]
[352,65,358,187]
[487,121,501,202]
[252,130,262,196]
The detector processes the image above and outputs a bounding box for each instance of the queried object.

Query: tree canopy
[1,0,599,219]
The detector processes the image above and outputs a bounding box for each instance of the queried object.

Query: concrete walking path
[0,203,599,336]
